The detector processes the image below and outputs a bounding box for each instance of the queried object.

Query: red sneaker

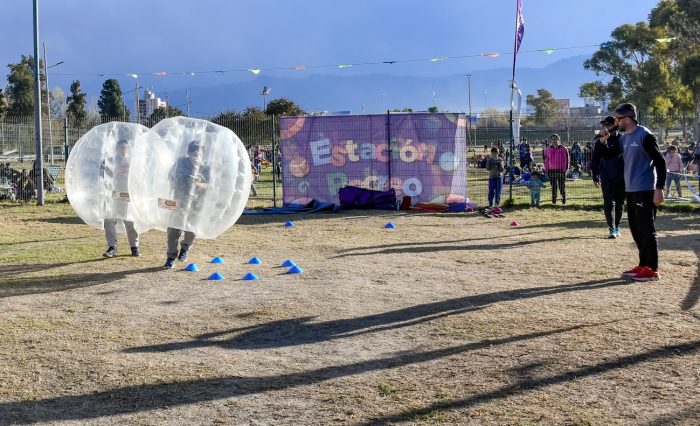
[623,266,644,277]
[632,267,660,282]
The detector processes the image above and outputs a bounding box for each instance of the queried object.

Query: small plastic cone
[287,265,303,274]
[208,272,225,280]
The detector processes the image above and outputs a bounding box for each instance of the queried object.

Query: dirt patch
[0,206,699,425]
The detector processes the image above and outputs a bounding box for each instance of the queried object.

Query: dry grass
[0,203,699,425]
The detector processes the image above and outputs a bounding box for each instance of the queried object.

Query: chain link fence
[1,112,698,207]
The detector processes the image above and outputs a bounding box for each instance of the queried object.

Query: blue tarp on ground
[243,199,339,215]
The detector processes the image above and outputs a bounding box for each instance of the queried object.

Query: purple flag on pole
[512,0,525,80]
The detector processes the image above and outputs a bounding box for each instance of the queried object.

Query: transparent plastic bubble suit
[65,122,151,233]
[130,116,251,239]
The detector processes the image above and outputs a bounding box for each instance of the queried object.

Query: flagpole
[509,0,523,204]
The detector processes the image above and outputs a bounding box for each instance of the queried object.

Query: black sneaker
[131,247,142,257]
[103,246,117,258]
[177,249,189,262]
[163,258,175,269]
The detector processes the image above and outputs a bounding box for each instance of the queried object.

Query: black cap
[614,102,638,122]
[600,116,615,125]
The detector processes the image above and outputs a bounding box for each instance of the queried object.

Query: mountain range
[160,55,599,117]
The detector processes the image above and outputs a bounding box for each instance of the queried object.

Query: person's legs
[494,177,502,207]
[665,173,673,197]
[123,221,139,248]
[558,172,566,204]
[166,227,182,260]
[179,232,196,259]
[104,219,118,248]
[601,181,614,230]
[673,173,682,197]
[550,173,558,203]
[488,177,496,208]
[634,191,658,270]
[626,192,643,267]
[613,182,626,230]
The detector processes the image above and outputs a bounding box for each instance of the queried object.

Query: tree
[49,87,66,119]
[242,106,266,119]
[0,88,7,116]
[477,108,509,127]
[264,97,304,116]
[427,106,439,113]
[97,79,130,120]
[525,89,559,124]
[681,56,700,138]
[66,80,87,124]
[148,105,184,124]
[583,20,689,118]
[5,54,45,116]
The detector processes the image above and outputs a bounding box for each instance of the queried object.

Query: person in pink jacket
[664,145,683,198]
[544,134,570,204]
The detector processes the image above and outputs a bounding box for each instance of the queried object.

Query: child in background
[526,171,546,207]
[485,147,504,209]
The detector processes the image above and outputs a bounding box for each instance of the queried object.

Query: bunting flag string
[49,41,664,79]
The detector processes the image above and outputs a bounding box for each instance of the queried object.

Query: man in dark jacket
[591,116,625,239]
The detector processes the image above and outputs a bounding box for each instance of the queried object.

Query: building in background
[138,89,167,119]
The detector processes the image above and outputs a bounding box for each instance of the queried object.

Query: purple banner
[279,113,467,206]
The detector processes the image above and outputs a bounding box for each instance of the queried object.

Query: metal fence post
[63,117,69,161]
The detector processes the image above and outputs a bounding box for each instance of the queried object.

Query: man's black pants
[602,180,625,229]
[626,191,658,270]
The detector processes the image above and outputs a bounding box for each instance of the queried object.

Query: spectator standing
[544,134,569,204]
[664,145,683,198]
[485,147,504,209]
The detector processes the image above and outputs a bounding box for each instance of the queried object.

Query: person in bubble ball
[163,140,210,269]
[102,139,141,258]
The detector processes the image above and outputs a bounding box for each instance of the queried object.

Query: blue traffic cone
[241,272,259,281]
[208,272,224,280]
[281,259,296,267]
[210,257,225,264]
[385,223,396,229]
[287,265,303,274]
[184,263,200,272]
[284,220,295,227]
[247,257,262,265]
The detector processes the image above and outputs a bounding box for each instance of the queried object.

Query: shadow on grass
[359,339,700,426]
[24,216,85,225]
[0,265,162,298]
[2,318,695,424]
[332,235,597,258]
[0,236,91,247]
[125,278,630,353]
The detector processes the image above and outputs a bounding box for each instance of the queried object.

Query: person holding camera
[592,116,625,239]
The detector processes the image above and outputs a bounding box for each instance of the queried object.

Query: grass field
[0,202,698,424]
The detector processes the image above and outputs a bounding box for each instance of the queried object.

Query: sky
[1,0,662,109]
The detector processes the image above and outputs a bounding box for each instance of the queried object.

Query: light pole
[32,0,44,205]
[261,86,271,111]
[43,43,63,164]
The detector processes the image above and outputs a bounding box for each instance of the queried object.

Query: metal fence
[1,113,698,207]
